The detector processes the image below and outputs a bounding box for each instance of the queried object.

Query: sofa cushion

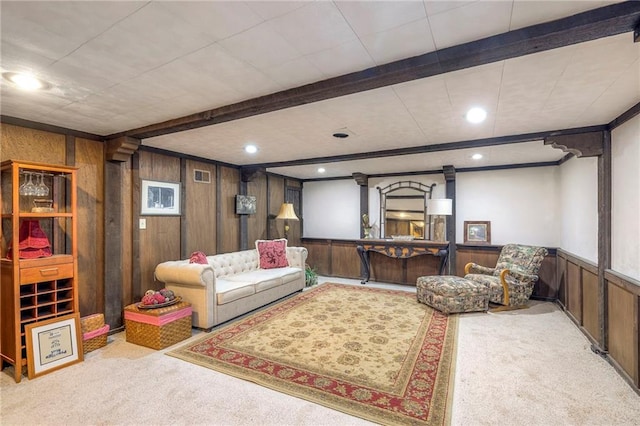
[216,279,256,305]
[256,239,289,269]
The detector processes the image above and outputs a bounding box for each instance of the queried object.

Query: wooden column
[443,165,456,275]
[546,130,609,354]
[353,173,369,238]
[104,136,140,329]
[596,131,611,354]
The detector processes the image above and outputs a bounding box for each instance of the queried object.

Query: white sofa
[154,246,308,330]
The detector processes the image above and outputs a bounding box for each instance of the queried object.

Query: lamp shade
[426,199,452,216]
[276,203,299,221]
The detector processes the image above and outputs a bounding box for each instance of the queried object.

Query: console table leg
[356,246,370,284]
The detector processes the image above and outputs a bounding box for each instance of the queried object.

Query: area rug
[168,283,458,425]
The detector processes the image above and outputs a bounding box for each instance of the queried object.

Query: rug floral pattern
[168,283,458,426]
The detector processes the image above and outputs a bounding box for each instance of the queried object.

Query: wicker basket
[124,302,192,350]
[80,314,109,354]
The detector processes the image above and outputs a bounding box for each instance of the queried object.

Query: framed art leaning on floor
[25,313,83,379]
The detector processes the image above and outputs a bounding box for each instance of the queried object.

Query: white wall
[456,167,560,246]
[303,179,360,239]
[611,114,640,281]
[558,156,598,262]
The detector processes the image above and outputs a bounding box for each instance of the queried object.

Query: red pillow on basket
[189,251,207,264]
[255,239,289,269]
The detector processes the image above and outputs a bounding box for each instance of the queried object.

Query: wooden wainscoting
[605,270,640,389]
[303,239,361,280]
[302,238,442,285]
[556,250,600,341]
[558,250,640,391]
[456,244,557,300]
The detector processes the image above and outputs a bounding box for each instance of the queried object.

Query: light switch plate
[139,218,146,229]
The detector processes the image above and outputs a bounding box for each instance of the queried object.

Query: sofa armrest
[154,260,214,288]
[286,246,308,269]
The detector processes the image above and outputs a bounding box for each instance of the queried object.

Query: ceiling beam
[253,125,607,169]
[109,2,640,141]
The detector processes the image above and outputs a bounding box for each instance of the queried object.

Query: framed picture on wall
[141,180,181,215]
[235,195,257,215]
[464,221,491,244]
[25,313,83,379]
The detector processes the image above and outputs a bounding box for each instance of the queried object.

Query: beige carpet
[1,279,639,425]
[168,283,458,425]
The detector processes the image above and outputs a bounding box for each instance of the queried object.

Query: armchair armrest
[498,269,539,306]
[464,262,496,276]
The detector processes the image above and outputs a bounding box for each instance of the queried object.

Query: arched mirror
[378,181,435,240]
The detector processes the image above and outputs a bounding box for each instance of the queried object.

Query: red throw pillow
[189,251,207,264]
[255,239,289,269]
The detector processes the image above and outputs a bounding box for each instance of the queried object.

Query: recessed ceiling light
[3,72,50,91]
[317,167,326,173]
[472,153,483,160]
[244,145,257,154]
[465,107,487,124]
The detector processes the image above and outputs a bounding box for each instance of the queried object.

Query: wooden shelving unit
[1,160,78,383]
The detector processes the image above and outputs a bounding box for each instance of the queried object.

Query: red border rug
[168,283,458,425]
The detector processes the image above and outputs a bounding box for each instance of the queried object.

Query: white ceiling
[1,1,638,179]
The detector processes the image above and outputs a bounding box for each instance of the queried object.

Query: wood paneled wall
[1,124,303,330]
[1,124,105,317]
[558,250,640,391]
[303,238,445,286]
[219,166,240,253]
[185,159,217,256]
[605,270,639,389]
[247,175,268,243]
[75,138,105,315]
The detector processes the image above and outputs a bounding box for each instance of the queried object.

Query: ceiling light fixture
[3,72,50,91]
[332,132,349,139]
[472,153,483,160]
[465,107,487,124]
[317,167,326,173]
[244,145,257,154]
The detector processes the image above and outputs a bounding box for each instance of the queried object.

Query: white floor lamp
[426,199,452,242]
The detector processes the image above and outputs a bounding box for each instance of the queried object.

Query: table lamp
[276,202,299,239]
[426,199,452,242]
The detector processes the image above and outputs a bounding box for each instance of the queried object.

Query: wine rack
[1,160,78,383]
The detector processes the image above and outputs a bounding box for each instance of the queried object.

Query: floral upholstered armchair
[464,244,548,307]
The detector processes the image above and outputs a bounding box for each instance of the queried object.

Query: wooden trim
[109,3,640,140]
[258,126,606,169]
[139,145,238,169]
[104,161,124,329]
[0,115,103,141]
[557,249,598,275]
[608,102,640,130]
[544,131,604,157]
[605,269,640,294]
[180,158,187,259]
[597,131,612,351]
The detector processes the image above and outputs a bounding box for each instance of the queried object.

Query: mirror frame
[378,181,435,240]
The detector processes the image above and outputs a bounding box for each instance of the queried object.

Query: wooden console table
[356,239,449,284]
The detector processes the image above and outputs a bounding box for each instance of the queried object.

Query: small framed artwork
[141,180,181,215]
[236,195,257,215]
[25,313,83,379]
[464,221,491,244]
